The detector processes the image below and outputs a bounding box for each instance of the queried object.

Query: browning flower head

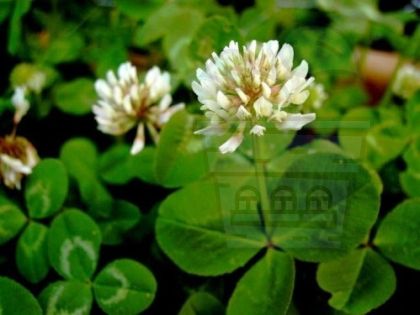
[192,40,317,153]
[93,62,184,154]
[0,136,39,190]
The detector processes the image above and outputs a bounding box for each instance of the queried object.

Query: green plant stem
[252,135,272,240]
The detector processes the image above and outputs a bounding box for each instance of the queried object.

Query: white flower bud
[392,64,420,99]
[11,86,30,124]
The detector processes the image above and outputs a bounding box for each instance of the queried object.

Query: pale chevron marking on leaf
[46,284,90,315]
[60,236,96,278]
[28,182,51,216]
[46,284,65,315]
[100,266,129,305]
[54,305,90,315]
[20,228,45,256]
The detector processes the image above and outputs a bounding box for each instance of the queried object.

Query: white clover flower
[0,136,39,190]
[93,62,184,155]
[11,86,30,124]
[392,64,420,99]
[192,40,316,153]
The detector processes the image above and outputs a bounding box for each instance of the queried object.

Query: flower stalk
[252,134,273,239]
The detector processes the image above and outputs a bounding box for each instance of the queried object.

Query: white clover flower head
[192,40,316,154]
[392,64,420,99]
[93,62,184,154]
[0,136,39,190]
[11,86,30,124]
